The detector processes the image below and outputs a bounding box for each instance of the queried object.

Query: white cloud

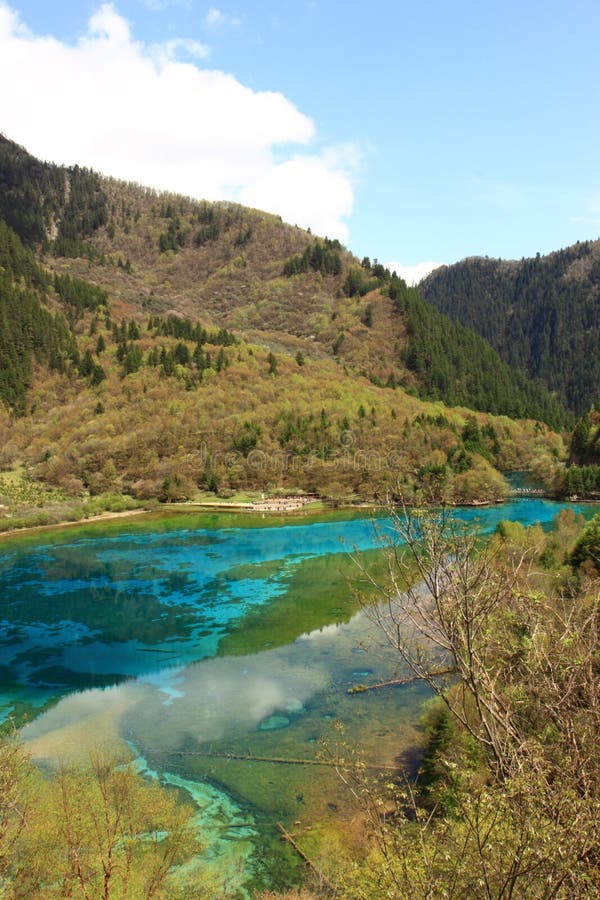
[161,37,210,60]
[205,7,224,26]
[239,153,355,242]
[0,2,356,239]
[384,260,444,285]
[204,7,242,28]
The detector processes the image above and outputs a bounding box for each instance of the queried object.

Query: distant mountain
[419,243,600,414]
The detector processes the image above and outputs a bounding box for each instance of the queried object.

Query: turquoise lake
[0,498,591,895]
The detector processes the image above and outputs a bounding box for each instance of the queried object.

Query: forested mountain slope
[0,214,566,509]
[0,132,107,255]
[0,133,577,520]
[419,243,600,414]
[0,133,569,429]
[0,221,77,412]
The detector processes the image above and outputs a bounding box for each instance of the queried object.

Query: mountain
[419,243,600,415]
[0,132,107,255]
[0,134,572,518]
[0,134,568,427]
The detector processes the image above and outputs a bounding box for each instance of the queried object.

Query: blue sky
[1,0,599,280]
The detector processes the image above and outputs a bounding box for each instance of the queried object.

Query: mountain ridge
[419,241,600,414]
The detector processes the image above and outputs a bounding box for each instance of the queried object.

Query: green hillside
[0,132,107,254]
[0,238,562,513]
[0,134,569,427]
[0,134,574,522]
[419,243,600,414]
[0,221,76,412]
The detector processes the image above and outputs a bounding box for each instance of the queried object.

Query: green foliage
[417,699,456,804]
[0,220,49,289]
[0,227,75,412]
[0,471,67,508]
[420,244,600,413]
[160,472,195,501]
[361,303,373,327]
[232,421,262,455]
[128,319,141,340]
[553,408,600,498]
[0,134,107,254]
[191,200,223,246]
[392,277,569,428]
[332,332,345,355]
[570,512,600,572]
[53,166,108,257]
[339,509,600,898]
[159,215,189,252]
[234,225,253,246]
[283,238,342,276]
[148,315,236,346]
[569,407,600,464]
[563,464,600,498]
[122,343,143,375]
[0,134,67,246]
[342,265,370,297]
[461,415,482,451]
[342,259,392,297]
[0,743,203,899]
[53,272,108,314]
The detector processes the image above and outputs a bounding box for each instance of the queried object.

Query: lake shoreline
[1,491,597,542]
[0,497,374,540]
[0,507,151,540]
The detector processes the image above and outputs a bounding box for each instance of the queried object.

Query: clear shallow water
[0,499,590,894]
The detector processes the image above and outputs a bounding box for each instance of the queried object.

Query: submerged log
[165,749,397,769]
[348,668,454,694]
[168,750,332,766]
[348,675,419,694]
